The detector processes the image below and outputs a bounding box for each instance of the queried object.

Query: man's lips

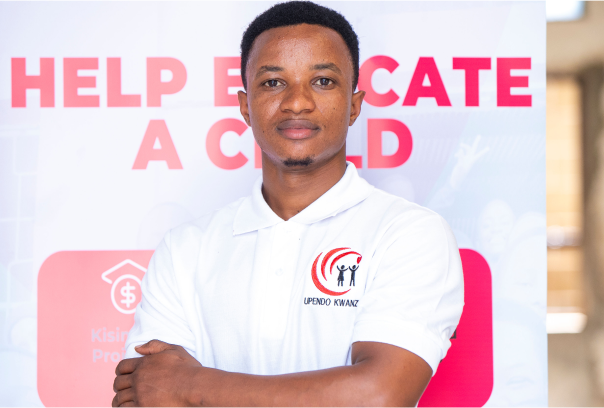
[276,119,320,140]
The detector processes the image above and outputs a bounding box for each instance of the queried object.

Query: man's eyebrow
[255,65,284,78]
[311,63,342,75]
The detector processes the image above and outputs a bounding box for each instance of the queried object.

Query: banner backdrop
[0,1,546,406]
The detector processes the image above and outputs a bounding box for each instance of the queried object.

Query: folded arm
[113,339,431,407]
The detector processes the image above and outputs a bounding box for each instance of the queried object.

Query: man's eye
[316,78,334,87]
[264,80,281,87]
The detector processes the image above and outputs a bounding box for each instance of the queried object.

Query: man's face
[238,24,364,169]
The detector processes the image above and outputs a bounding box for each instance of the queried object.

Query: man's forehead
[248,24,351,66]
[257,23,342,43]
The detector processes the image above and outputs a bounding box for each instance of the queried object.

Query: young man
[113,2,463,406]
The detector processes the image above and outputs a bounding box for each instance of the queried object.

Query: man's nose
[280,82,316,114]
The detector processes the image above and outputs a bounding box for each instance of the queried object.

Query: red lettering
[63,58,99,108]
[453,58,491,106]
[367,119,413,168]
[107,58,141,107]
[147,58,187,107]
[497,58,531,107]
[132,120,183,169]
[358,56,399,107]
[403,57,451,107]
[206,119,248,170]
[214,57,243,107]
[11,58,55,108]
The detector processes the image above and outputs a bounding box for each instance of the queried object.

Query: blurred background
[547,0,604,405]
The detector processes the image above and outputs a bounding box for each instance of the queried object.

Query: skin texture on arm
[113,339,433,407]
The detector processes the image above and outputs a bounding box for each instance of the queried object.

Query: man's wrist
[187,365,230,407]
[185,366,207,407]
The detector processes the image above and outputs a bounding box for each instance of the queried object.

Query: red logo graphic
[311,248,362,296]
[38,250,153,407]
[418,249,493,406]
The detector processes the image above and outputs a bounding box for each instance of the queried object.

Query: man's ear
[238,90,251,126]
[349,90,365,126]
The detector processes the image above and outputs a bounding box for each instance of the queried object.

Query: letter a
[133,120,183,169]
[403,57,451,106]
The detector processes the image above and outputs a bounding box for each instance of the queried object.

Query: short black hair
[240,1,359,91]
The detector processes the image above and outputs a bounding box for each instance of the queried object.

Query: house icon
[101,259,147,314]
[101,259,147,283]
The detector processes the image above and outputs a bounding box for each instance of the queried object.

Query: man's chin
[283,157,314,167]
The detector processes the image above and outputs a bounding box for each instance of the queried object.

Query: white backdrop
[0,2,546,406]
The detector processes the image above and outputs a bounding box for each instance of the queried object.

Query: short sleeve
[351,213,464,375]
[124,231,196,359]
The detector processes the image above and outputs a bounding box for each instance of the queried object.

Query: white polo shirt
[125,163,464,375]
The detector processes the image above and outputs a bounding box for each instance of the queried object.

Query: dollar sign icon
[111,275,142,314]
[120,281,136,308]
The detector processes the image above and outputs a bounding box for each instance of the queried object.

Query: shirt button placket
[259,222,299,340]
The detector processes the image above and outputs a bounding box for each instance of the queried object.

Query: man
[113,2,464,406]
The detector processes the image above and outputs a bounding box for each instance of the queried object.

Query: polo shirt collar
[233,162,374,235]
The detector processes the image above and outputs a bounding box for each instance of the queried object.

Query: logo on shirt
[311,247,362,296]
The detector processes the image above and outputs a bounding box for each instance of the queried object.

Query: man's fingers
[111,392,134,408]
[115,357,140,375]
[135,339,173,355]
[115,388,136,407]
[113,373,133,392]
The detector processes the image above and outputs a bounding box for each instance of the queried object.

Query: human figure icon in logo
[336,265,347,286]
[349,264,358,286]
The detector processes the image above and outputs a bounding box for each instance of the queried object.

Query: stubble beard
[283,157,314,167]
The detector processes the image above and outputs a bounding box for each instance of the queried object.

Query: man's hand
[113,340,432,407]
[112,340,202,407]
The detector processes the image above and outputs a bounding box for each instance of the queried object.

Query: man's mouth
[276,119,320,140]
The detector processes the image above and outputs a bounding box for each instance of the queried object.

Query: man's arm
[113,339,432,407]
[123,230,197,359]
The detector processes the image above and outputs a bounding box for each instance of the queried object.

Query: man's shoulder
[168,196,247,243]
[362,187,444,226]
[355,186,457,250]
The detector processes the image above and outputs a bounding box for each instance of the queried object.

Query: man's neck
[261,149,347,221]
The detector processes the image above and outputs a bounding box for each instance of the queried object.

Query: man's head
[240,1,360,91]
[237,1,365,170]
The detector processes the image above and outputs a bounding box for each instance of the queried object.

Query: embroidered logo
[311,247,362,296]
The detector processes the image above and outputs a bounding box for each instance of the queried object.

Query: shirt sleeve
[351,212,464,375]
[124,231,196,359]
